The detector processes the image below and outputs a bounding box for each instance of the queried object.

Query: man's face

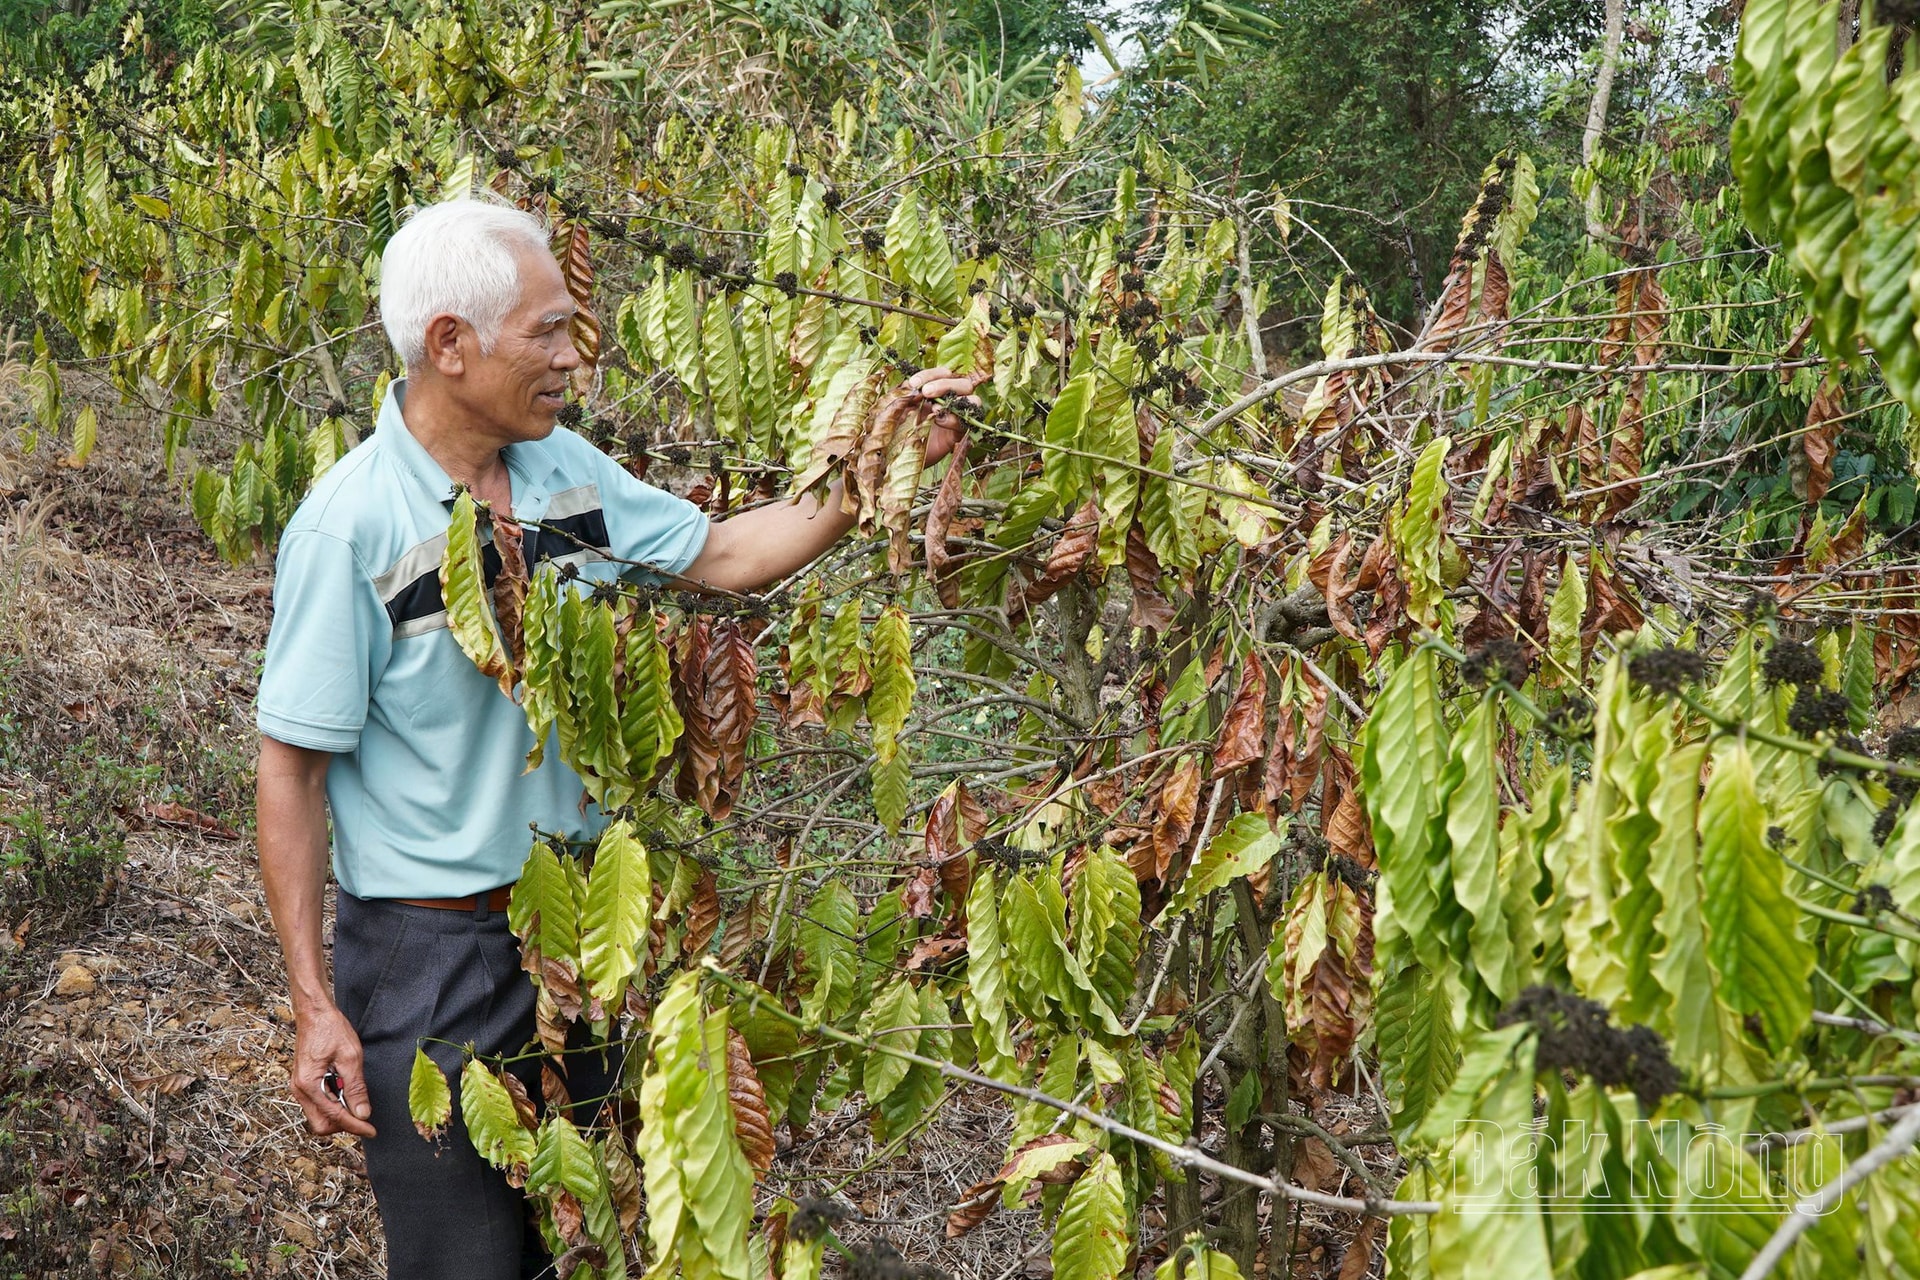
[454,246,581,442]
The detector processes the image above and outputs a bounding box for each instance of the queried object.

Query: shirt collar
[376,377,562,506]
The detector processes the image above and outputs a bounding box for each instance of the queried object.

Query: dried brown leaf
[718,892,765,971]
[140,802,239,841]
[946,1177,1002,1238]
[1338,1216,1389,1280]
[1287,683,1329,807]
[604,1130,641,1235]
[684,866,721,958]
[501,1067,539,1132]
[1478,247,1510,324]
[1022,498,1100,613]
[1126,521,1176,632]
[1802,379,1842,505]
[491,517,529,676]
[130,1071,195,1096]
[905,935,968,972]
[1421,253,1475,355]
[541,1062,572,1112]
[551,1190,591,1248]
[1212,654,1267,774]
[925,433,971,608]
[1152,756,1203,881]
[726,1030,776,1176]
[902,865,941,920]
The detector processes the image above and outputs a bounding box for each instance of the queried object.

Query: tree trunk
[1583,0,1628,241]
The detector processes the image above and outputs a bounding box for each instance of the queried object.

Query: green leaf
[1643,742,1723,1078]
[1140,428,1198,570]
[798,881,861,1023]
[1376,961,1457,1143]
[1002,873,1074,1023]
[509,839,583,971]
[868,605,915,747]
[1052,1152,1128,1280]
[407,1046,451,1141]
[638,971,755,1280]
[1071,840,1141,1014]
[1384,1164,1435,1280]
[1363,648,1451,971]
[460,1058,536,1180]
[68,404,96,465]
[964,864,1019,1082]
[1545,553,1586,684]
[1225,1069,1260,1129]
[1699,739,1814,1051]
[1864,1134,1920,1279]
[566,597,626,796]
[1444,699,1514,1005]
[441,492,513,696]
[519,569,561,769]
[1043,369,1096,503]
[617,607,682,788]
[1156,812,1283,923]
[1844,619,1875,732]
[580,818,652,1012]
[528,1114,627,1279]
[858,976,922,1107]
[1675,1129,1778,1277]
[1392,435,1451,627]
[1417,1024,1552,1280]
[870,745,911,836]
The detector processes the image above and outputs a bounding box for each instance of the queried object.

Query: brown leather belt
[393,886,515,912]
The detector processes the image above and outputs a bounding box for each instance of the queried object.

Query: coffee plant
[10,1,1920,1277]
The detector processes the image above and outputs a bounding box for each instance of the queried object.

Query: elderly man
[255,197,977,1278]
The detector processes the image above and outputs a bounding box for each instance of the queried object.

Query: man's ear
[421,314,467,377]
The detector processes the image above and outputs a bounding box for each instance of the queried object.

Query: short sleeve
[593,452,710,578]
[257,530,392,752]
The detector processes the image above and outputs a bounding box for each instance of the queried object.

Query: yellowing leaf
[1156,812,1284,923]
[1699,740,1813,1050]
[408,1047,451,1141]
[1392,435,1451,627]
[441,492,514,696]
[580,818,652,1012]
[1053,1151,1127,1280]
[461,1058,536,1182]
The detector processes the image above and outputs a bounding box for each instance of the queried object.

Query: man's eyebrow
[537,307,576,326]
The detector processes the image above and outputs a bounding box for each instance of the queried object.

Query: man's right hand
[291,1004,377,1137]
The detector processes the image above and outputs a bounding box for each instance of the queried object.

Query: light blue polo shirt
[256,380,709,899]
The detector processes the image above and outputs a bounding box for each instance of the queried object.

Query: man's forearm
[683,477,858,592]
[257,741,336,1017]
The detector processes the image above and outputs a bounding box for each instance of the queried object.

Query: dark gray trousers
[334,891,618,1280]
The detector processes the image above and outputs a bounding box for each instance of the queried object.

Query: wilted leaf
[684,865,721,957]
[903,865,941,919]
[491,517,529,674]
[1212,655,1267,774]
[1151,756,1204,880]
[906,934,968,971]
[926,433,971,607]
[1126,522,1176,632]
[1022,498,1100,614]
[408,1049,450,1142]
[500,1065,539,1132]
[1801,380,1841,504]
[727,1029,776,1176]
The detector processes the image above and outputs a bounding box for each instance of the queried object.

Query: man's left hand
[909,367,989,466]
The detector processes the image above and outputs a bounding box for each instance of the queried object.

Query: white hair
[378,197,553,370]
